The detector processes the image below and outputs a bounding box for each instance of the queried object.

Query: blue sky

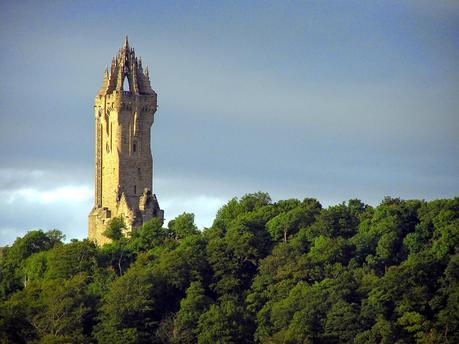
[0,1,458,245]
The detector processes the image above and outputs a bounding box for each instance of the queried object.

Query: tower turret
[89,38,163,245]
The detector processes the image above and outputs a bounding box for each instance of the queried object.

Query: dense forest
[0,193,458,343]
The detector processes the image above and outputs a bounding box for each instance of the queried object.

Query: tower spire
[89,39,162,245]
[98,37,155,96]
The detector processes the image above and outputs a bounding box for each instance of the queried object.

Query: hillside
[1,193,458,343]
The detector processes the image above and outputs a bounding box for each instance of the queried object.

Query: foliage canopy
[1,194,458,343]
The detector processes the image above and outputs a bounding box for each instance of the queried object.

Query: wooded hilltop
[1,193,458,343]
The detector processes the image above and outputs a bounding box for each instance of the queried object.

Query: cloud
[3,185,92,205]
[0,168,92,245]
[0,169,227,246]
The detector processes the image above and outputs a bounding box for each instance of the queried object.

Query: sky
[0,1,458,245]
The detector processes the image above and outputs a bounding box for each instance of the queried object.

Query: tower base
[88,191,163,246]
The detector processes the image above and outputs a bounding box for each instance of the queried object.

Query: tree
[266,200,321,243]
[94,261,157,344]
[212,192,272,234]
[129,217,170,253]
[0,296,36,343]
[434,253,459,343]
[239,192,272,212]
[324,300,360,343]
[197,296,252,344]
[1,195,457,343]
[32,273,93,341]
[45,240,98,279]
[174,281,212,343]
[103,217,126,241]
[1,273,94,343]
[21,251,49,287]
[168,213,199,241]
[0,229,63,297]
[273,282,329,343]
[208,211,273,295]
[152,234,211,305]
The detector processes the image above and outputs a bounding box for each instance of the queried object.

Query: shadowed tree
[173,281,212,343]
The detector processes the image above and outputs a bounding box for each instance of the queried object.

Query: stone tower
[88,37,163,245]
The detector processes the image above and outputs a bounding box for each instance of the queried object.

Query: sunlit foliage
[1,194,458,343]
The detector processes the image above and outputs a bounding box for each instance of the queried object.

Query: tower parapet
[89,37,163,245]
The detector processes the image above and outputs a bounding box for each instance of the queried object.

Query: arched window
[123,75,131,92]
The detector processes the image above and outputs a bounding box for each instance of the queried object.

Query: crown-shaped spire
[97,36,155,96]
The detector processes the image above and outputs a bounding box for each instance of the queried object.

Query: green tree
[168,213,199,241]
[94,260,158,344]
[208,207,274,295]
[1,273,93,343]
[32,273,93,342]
[129,217,170,253]
[324,300,360,343]
[197,295,252,344]
[45,240,98,279]
[21,251,49,287]
[174,281,212,343]
[433,253,459,342]
[212,192,272,234]
[103,217,126,241]
[267,206,308,243]
[0,229,63,297]
[1,194,458,343]
[275,282,329,343]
